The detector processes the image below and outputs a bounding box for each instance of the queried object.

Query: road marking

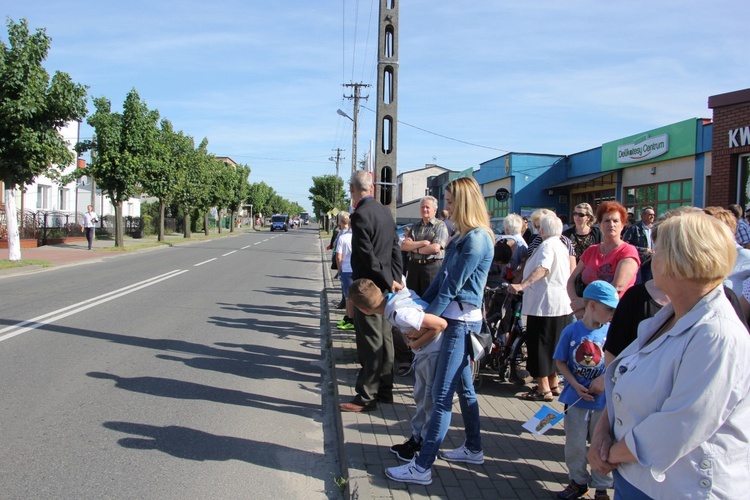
[0,270,188,343]
[222,251,237,256]
[241,245,251,249]
[194,258,217,267]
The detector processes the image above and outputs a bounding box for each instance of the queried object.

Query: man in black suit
[339,170,403,412]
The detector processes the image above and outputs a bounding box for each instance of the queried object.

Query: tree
[75,89,159,248]
[141,119,183,242]
[0,18,87,261]
[246,181,274,221]
[226,163,251,232]
[173,137,211,238]
[205,158,235,234]
[308,175,348,220]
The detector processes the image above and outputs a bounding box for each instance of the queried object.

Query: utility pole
[329,148,345,178]
[375,0,399,218]
[342,82,370,174]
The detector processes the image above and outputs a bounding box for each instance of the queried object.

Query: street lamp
[337,108,358,175]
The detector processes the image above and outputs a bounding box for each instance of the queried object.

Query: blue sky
[5,1,749,214]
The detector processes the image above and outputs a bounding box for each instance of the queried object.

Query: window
[624,180,692,216]
[37,185,50,209]
[485,196,509,217]
[572,190,616,213]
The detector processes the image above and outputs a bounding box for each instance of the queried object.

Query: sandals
[530,384,562,396]
[519,390,553,402]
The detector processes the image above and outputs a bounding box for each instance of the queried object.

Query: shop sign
[617,133,669,164]
[729,126,750,148]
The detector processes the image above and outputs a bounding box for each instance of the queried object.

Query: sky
[4,1,749,214]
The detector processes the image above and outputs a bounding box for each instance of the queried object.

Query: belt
[412,259,442,265]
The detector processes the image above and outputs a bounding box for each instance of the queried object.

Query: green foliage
[309,175,348,218]
[0,18,87,188]
[246,181,275,217]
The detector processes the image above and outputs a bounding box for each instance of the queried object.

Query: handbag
[574,272,587,297]
[457,300,492,362]
[470,320,493,362]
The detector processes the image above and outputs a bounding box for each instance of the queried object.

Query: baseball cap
[583,280,619,309]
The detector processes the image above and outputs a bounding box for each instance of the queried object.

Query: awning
[546,172,611,190]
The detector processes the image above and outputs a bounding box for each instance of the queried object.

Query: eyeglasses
[573,212,588,218]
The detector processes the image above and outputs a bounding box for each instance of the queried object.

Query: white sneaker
[385,458,432,485]
[439,444,484,464]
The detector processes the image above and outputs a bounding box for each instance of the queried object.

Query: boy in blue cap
[553,280,619,500]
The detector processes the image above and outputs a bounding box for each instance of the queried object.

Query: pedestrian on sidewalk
[386,176,493,485]
[554,280,618,500]
[335,212,355,330]
[349,278,447,462]
[339,170,403,413]
[83,205,98,250]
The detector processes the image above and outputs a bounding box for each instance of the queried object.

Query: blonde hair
[655,211,736,286]
[348,279,385,311]
[703,206,737,234]
[574,203,595,227]
[338,211,350,227]
[530,208,554,230]
[446,177,493,240]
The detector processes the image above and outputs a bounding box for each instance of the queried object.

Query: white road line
[222,251,237,256]
[241,245,251,249]
[0,270,189,343]
[194,258,217,267]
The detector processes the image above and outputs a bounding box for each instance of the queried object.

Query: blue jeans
[415,318,482,469]
[613,470,653,499]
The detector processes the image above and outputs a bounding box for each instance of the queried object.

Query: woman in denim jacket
[386,177,494,485]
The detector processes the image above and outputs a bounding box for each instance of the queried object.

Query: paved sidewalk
[325,269,579,499]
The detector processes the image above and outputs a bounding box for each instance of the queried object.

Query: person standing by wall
[339,170,403,413]
[83,205,98,251]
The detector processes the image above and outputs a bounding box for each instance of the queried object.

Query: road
[0,227,341,499]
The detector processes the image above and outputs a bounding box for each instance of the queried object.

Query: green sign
[601,118,698,171]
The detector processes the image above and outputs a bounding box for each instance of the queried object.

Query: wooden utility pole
[374,0,399,217]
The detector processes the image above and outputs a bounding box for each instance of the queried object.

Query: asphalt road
[0,227,340,499]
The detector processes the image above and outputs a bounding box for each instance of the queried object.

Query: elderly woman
[509,214,573,401]
[588,211,750,498]
[568,201,639,319]
[563,202,602,261]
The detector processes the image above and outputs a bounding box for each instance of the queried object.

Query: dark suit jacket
[350,196,403,292]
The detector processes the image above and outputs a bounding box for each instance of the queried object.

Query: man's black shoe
[336,300,346,309]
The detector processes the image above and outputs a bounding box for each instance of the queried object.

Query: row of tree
[0,18,302,261]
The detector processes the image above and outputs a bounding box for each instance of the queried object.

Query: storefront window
[737,155,750,209]
[485,196,509,217]
[572,190,616,213]
[625,179,692,216]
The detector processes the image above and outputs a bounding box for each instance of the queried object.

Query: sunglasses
[573,212,589,217]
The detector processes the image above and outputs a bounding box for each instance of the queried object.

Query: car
[270,214,289,232]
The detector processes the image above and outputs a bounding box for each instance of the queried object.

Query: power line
[361,105,509,153]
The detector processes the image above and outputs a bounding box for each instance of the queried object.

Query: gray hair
[349,170,372,193]
[504,214,523,235]
[420,196,438,209]
[539,214,563,238]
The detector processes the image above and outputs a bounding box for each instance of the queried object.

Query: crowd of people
[332,177,750,499]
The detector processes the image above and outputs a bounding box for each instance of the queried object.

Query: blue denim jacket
[421,228,494,317]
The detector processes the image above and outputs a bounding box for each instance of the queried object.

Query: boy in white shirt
[348,278,447,461]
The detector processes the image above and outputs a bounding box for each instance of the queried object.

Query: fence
[0,208,147,245]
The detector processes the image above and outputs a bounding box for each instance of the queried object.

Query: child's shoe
[594,489,610,500]
[557,480,589,499]
[390,436,421,461]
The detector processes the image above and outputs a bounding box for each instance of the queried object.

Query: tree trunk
[4,184,22,261]
[114,201,124,248]
[203,211,209,236]
[230,209,235,233]
[183,212,191,238]
[158,199,165,242]
[217,209,223,234]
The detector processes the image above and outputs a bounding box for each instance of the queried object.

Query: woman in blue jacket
[386,176,494,485]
